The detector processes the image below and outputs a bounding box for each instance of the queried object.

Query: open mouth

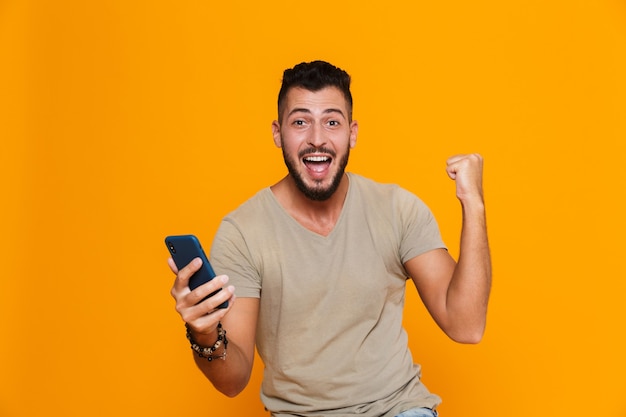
[303,155,332,173]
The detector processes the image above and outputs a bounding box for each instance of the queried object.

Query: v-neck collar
[267,173,353,239]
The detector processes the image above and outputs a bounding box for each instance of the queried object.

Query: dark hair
[277,60,353,122]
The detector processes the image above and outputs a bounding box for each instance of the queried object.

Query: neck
[271,173,349,236]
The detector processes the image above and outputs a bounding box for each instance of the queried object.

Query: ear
[349,120,359,149]
[272,120,282,148]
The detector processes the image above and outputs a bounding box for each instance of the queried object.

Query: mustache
[298,147,336,159]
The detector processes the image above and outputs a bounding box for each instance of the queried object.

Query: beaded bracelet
[186,322,228,361]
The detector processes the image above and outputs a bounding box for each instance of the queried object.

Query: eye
[327,120,339,127]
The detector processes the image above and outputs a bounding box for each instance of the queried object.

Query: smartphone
[165,234,228,309]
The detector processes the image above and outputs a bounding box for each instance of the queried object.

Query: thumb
[167,257,179,274]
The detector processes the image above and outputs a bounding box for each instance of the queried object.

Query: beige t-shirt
[210,173,446,417]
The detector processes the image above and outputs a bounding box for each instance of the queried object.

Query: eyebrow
[287,107,346,119]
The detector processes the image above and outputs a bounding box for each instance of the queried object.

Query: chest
[257,208,408,323]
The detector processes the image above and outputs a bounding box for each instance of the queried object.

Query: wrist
[186,322,228,361]
[187,325,219,347]
[459,196,485,213]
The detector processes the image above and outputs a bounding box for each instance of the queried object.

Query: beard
[282,144,350,202]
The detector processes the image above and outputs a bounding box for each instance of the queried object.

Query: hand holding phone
[165,234,228,309]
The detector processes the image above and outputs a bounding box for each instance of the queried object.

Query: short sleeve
[396,188,447,264]
[209,218,262,298]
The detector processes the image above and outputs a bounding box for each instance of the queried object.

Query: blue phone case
[165,234,228,308]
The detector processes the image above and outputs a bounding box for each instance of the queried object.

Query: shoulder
[223,188,275,223]
[348,173,423,207]
[347,173,437,236]
[349,173,397,196]
[215,187,290,248]
[212,188,274,245]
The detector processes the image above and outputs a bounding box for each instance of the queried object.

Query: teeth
[304,156,329,162]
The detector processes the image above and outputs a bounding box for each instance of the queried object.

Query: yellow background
[1,0,625,416]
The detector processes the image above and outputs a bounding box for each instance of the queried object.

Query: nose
[307,123,327,148]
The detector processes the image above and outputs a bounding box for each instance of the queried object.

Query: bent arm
[169,257,259,397]
[406,154,492,343]
[189,297,259,397]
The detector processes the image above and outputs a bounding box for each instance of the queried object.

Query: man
[169,60,491,417]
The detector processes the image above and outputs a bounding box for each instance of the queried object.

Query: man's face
[272,86,358,201]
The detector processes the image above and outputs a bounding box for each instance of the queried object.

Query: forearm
[169,257,258,396]
[189,327,254,397]
[446,199,492,343]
